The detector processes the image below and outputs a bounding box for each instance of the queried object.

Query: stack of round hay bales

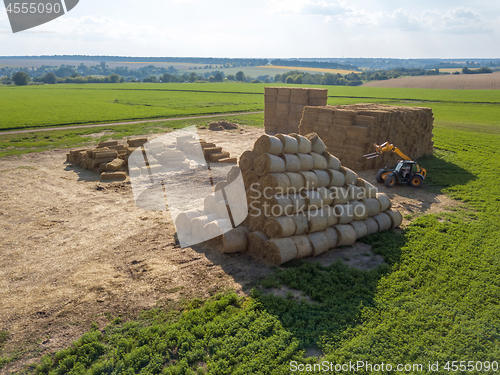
[231,132,403,265]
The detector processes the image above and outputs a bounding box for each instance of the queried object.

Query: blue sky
[0,0,499,58]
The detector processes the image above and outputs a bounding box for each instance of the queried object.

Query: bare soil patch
[362,72,500,90]
[0,125,458,372]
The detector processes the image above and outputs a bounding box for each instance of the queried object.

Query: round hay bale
[307,208,328,233]
[356,178,378,198]
[331,186,349,204]
[347,184,365,201]
[243,170,260,189]
[290,133,312,153]
[267,196,294,217]
[204,219,232,239]
[327,169,345,187]
[191,214,218,240]
[248,231,268,258]
[249,213,265,232]
[385,209,403,228]
[363,217,379,235]
[265,238,298,265]
[259,173,291,196]
[282,154,301,173]
[310,153,328,170]
[301,190,324,209]
[334,224,357,247]
[226,166,242,184]
[215,200,230,219]
[362,198,381,217]
[297,153,314,171]
[333,204,354,224]
[253,134,283,155]
[264,216,296,238]
[291,235,313,259]
[285,172,305,193]
[323,152,341,170]
[254,153,286,176]
[376,192,392,211]
[308,231,330,256]
[324,227,339,248]
[239,150,256,171]
[373,212,392,232]
[299,171,319,190]
[305,133,327,154]
[175,210,202,235]
[325,206,338,226]
[203,194,218,214]
[313,170,330,188]
[318,187,334,205]
[351,201,368,221]
[292,214,309,235]
[276,134,299,154]
[222,227,249,253]
[349,221,368,239]
[340,166,358,185]
[289,193,307,213]
[238,226,251,237]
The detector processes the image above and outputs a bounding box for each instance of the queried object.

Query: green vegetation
[0,113,264,158]
[32,294,308,374]
[1,83,499,132]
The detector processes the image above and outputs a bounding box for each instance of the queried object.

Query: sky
[0,0,499,58]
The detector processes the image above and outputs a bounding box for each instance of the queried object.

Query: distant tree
[0,76,13,84]
[251,79,260,83]
[188,72,197,82]
[100,61,106,69]
[462,67,471,74]
[214,72,223,82]
[285,76,294,84]
[12,71,30,86]
[226,74,235,81]
[43,72,57,84]
[109,74,120,83]
[55,66,75,78]
[293,74,303,84]
[235,71,245,81]
[274,74,282,83]
[143,76,158,83]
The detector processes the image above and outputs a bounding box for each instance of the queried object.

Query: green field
[1,83,499,132]
[1,84,500,373]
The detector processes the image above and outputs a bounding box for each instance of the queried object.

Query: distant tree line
[270,59,358,71]
[462,67,492,74]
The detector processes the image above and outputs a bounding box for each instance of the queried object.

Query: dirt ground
[362,71,500,89]
[0,125,457,372]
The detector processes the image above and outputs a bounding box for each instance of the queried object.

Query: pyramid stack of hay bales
[265,87,328,134]
[299,103,434,171]
[225,131,403,265]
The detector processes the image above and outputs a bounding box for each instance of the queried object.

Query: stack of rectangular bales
[264,87,328,134]
[299,103,434,171]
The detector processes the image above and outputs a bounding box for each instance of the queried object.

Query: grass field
[1,85,500,373]
[1,83,500,132]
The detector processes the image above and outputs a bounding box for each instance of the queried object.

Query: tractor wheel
[375,170,385,184]
[410,175,424,188]
[384,175,396,188]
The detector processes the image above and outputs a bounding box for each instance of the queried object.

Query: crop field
[363,71,500,90]
[1,83,500,133]
[2,93,498,373]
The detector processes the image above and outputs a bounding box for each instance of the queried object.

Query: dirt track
[363,71,500,90]
[0,126,457,372]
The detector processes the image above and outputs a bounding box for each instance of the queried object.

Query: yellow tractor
[364,142,427,188]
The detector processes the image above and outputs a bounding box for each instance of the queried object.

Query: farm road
[0,111,264,135]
